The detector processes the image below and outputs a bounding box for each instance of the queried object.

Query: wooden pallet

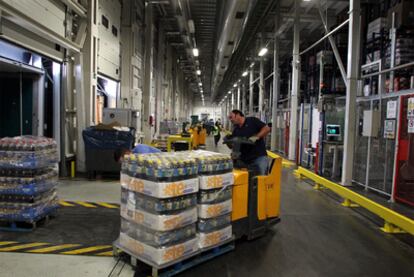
[113,237,235,277]
[0,212,57,232]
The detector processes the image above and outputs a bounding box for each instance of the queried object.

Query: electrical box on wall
[363,110,381,137]
[103,108,139,128]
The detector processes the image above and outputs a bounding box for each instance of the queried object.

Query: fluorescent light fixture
[228,91,232,94]
[193,48,199,57]
[249,62,255,68]
[196,70,201,75]
[242,71,248,77]
[258,47,268,56]
[188,20,195,34]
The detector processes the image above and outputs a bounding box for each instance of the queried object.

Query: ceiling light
[193,48,199,57]
[249,62,255,68]
[258,47,268,57]
[228,91,231,94]
[196,70,201,75]
[242,71,248,77]
[233,83,237,87]
[188,20,195,34]
[198,82,202,86]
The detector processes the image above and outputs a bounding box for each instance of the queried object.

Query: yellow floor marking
[0,241,18,246]
[27,244,81,253]
[74,201,97,208]
[60,245,112,255]
[59,200,75,207]
[0,242,49,251]
[96,202,119,209]
[96,251,113,256]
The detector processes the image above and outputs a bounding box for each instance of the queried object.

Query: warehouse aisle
[0,135,413,277]
[177,135,414,277]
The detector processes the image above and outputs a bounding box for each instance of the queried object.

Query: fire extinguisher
[149,115,154,127]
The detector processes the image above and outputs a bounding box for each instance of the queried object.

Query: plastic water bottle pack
[0,168,58,195]
[0,136,59,224]
[121,188,197,214]
[0,136,58,169]
[121,218,196,248]
[122,152,198,181]
[185,150,233,175]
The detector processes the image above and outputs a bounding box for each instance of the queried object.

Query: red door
[394,95,414,206]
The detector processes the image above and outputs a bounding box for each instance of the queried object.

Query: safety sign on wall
[384,120,396,139]
[386,100,397,119]
[408,98,414,118]
[408,118,414,134]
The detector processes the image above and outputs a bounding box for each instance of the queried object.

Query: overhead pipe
[215,0,277,102]
[170,0,197,69]
[211,0,255,100]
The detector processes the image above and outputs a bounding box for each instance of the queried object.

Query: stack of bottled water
[119,152,199,266]
[187,150,234,249]
[0,136,59,223]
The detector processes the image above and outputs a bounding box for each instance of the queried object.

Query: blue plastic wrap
[0,191,58,222]
[83,127,135,150]
[0,136,58,170]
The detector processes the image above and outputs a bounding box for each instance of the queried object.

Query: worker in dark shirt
[228,109,271,175]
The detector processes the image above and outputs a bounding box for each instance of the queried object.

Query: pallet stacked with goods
[385,27,414,93]
[116,150,235,272]
[189,151,234,250]
[362,17,389,96]
[0,136,59,229]
[119,152,199,266]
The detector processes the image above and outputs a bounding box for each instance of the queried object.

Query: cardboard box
[199,172,234,190]
[367,17,387,40]
[197,225,232,249]
[121,173,199,198]
[387,1,414,28]
[121,205,197,231]
[198,199,232,219]
[119,232,198,266]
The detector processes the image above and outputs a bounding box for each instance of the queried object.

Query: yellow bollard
[71,161,75,178]
[341,198,359,208]
[381,222,406,234]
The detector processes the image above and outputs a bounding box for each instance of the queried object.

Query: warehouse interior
[0,0,413,276]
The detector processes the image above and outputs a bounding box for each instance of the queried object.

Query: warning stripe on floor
[0,241,114,256]
[58,200,120,209]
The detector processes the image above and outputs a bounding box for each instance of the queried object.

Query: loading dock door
[0,58,43,137]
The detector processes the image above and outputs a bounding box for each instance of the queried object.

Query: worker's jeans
[239,156,269,176]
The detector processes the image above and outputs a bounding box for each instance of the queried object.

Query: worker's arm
[248,120,271,143]
[256,125,271,139]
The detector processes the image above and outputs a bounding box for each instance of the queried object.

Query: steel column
[242,83,246,113]
[231,89,235,110]
[249,69,254,115]
[271,7,280,151]
[288,0,300,161]
[143,4,154,143]
[237,85,241,110]
[342,0,361,186]
[259,45,264,119]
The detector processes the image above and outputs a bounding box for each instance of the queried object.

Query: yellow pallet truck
[225,137,282,240]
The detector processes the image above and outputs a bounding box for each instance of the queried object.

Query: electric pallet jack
[224,136,282,240]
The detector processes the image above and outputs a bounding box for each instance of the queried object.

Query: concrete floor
[1,135,413,277]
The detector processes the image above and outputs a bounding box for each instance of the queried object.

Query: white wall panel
[3,0,65,36]
[97,0,121,80]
